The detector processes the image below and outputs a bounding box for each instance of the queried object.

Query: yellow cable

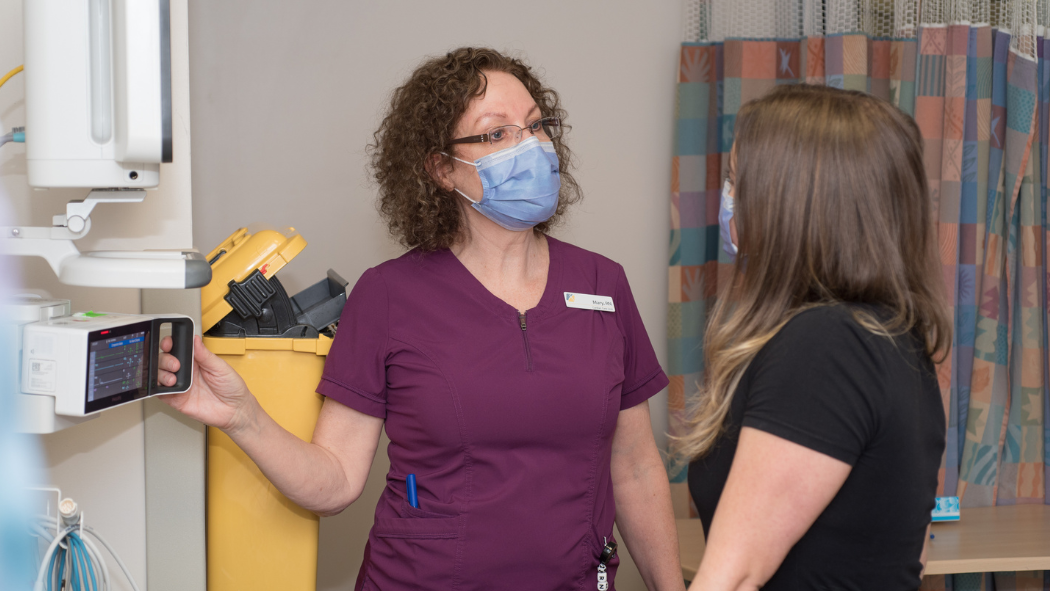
[0,65,24,89]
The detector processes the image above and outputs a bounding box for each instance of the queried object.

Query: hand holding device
[157,335,256,433]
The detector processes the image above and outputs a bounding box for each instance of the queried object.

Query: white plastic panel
[113,0,169,163]
[22,0,166,188]
[24,0,103,165]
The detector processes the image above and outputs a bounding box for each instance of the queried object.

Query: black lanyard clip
[598,539,617,566]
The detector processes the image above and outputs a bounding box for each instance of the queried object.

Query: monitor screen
[84,320,152,413]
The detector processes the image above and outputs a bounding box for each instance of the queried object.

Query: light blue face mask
[719,179,738,259]
[447,136,561,231]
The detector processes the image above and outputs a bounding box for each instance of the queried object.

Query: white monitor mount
[2,189,210,289]
[0,0,210,289]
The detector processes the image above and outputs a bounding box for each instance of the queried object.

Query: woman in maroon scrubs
[159,48,684,591]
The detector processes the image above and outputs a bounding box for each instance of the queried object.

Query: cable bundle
[30,507,140,591]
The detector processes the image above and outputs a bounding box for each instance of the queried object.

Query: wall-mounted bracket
[1,190,211,289]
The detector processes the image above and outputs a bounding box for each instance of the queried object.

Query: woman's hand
[157,335,255,433]
[158,335,383,515]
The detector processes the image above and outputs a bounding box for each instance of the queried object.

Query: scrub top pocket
[374,500,461,539]
[399,499,459,521]
[372,516,460,540]
[368,511,464,589]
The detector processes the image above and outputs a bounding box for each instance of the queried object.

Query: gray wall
[187,2,682,589]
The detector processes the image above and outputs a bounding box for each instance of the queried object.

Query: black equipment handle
[150,317,195,395]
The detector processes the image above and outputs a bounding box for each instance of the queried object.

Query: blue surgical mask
[719,179,738,258]
[447,136,561,231]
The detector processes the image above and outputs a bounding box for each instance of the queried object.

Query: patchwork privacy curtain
[668,1,1049,588]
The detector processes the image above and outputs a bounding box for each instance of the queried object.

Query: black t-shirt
[688,304,945,590]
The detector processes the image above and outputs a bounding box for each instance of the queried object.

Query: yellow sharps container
[202,227,348,591]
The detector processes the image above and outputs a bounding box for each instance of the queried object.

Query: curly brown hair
[369,47,582,251]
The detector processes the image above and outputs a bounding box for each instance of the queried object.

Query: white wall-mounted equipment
[6,296,94,433]
[6,296,195,433]
[0,0,210,289]
[3,189,211,288]
[24,0,172,188]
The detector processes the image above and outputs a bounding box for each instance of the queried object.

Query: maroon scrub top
[317,236,668,591]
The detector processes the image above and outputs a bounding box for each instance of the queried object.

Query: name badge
[564,292,615,312]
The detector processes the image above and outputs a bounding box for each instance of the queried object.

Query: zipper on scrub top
[518,311,534,372]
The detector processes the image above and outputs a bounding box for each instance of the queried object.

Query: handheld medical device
[20,308,194,417]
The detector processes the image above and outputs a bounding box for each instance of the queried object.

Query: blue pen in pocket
[406,474,418,508]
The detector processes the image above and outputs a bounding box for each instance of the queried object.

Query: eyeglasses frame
[448,117,563,146]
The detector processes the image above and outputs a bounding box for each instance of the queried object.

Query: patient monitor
[6,296,195,433]
[9,296,195,430]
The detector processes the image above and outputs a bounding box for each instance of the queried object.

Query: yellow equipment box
[204,335,331,591]
[201,226,346,591]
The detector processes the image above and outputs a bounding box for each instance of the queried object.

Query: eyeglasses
[449,117,563,146]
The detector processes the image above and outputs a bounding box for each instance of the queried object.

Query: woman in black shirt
[679,84,951,590]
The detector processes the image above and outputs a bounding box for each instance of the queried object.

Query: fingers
[155,346,180,388]
[157,365,178,387]
[157,336,208,387]
[160,371,177,387]
[192,335,226,373]
[158,351,181,373]
[157,344,182,387]
[156,335,183,387]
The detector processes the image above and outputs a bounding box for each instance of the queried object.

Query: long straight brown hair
[675,84,952,460]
